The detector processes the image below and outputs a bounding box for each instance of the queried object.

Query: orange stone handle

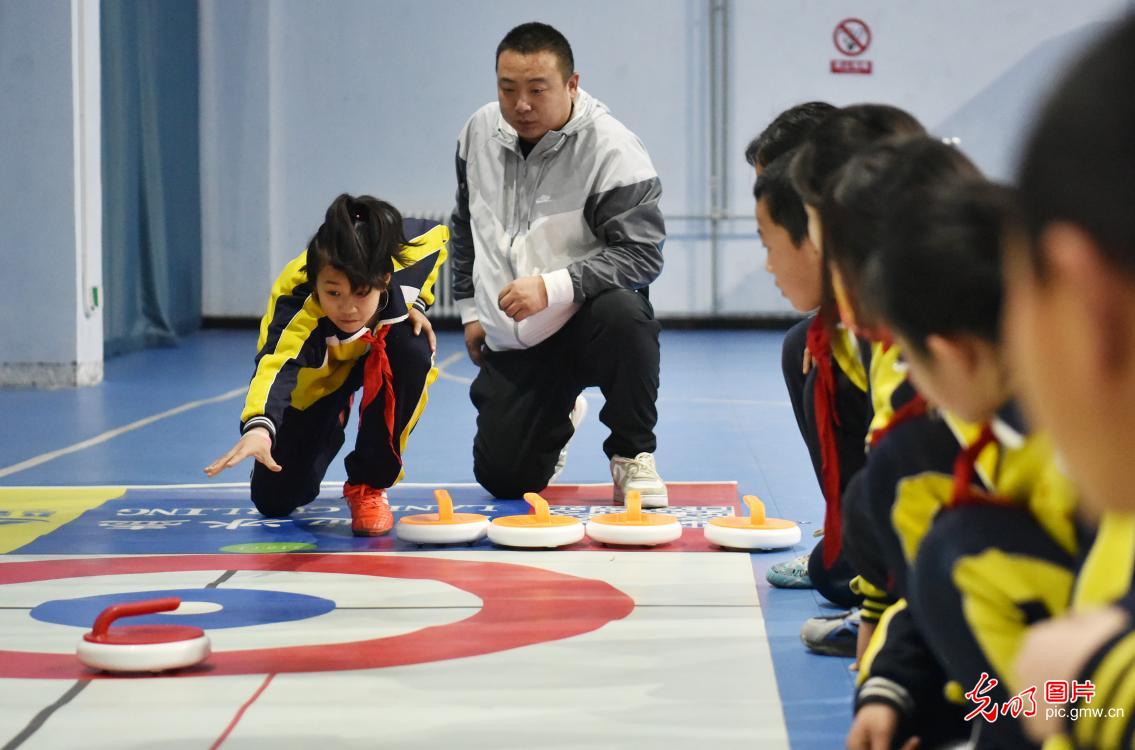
[523,492,552,523]
[624,490,643,522]
[433,489,455,522]
[742,495,767,526]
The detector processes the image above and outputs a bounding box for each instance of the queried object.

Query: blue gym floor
[0,329,855,748]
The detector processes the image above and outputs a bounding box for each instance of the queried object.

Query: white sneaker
[610,452,668,508]
[549,394,588,484]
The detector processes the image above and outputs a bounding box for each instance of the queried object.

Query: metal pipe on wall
[73,0,99,320]
[707,0,718,313]
[707,0,730,313]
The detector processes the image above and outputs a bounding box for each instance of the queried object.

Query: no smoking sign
[831,18,874,75]
[834,19,871,56]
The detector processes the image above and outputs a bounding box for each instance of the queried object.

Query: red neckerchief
[359,327,399,462]
[806,315,844,568]
[950,423,1005,507]
[869,393,929,449]
[853,323,893,348]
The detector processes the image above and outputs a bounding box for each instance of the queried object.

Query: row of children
[749,17,1135,749]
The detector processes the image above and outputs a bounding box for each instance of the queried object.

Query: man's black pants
[471,289,661,499]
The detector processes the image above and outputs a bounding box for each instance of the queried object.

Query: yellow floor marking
[0,487,126,553]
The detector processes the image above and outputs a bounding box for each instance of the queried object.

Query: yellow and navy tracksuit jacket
[833,326,869,395]
[241,225,448,441]
[864,339,917,445]
[1045,512,1135,750]
[889,408,1079,572]
[845,339,926,624]
[857,403,1081,736]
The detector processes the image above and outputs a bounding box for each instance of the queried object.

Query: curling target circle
[0,554,635,679]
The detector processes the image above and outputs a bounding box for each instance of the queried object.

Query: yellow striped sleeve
[1073,513,1135,611]
[851,574,889,601]
[831,326,868,392]
[1074,629,1135,749]
[866,341,908,437]
[951,549,1076,693]
[850,575,893,623]
[858,598,908,686]
[257,250,311,352]
[242,294,325,430]
[398,225,449,307]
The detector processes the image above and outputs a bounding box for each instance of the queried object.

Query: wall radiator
[409,212,459,321]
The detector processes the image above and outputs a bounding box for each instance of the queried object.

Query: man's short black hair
[1018,16,1135,278]
[754,154,809,246]
[744,102,836,169]
[496,22,575,82]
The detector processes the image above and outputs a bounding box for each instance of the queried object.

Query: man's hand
[497,276,549,321]
[464,321,487,366]
[846,704,918,750]
[408,308,436,353]
[204,428,281,477]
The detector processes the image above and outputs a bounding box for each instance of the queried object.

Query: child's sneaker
[343,483,393,536]
[610,452,668,508]
[549,394,588,484]
[800,609,860,658]
[766,553,814,589]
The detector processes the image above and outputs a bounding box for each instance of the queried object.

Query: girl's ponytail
[306,193,413,291]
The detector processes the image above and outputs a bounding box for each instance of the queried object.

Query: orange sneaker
[343,483,393,536]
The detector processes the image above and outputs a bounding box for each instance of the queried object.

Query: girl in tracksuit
[205,194,447,537]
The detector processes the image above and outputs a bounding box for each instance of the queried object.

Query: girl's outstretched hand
[204,427,281,477]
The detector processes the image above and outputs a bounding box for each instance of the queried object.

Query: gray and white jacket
[450,89,665,351]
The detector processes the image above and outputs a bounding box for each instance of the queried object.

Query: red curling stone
[77,597,211,673]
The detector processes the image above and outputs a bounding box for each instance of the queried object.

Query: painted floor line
[0,481,487,491]
[436,353,788,407]
[0,348,466,483]
[210,673,276,750]
[434,351,473,385]
[0,387,246,480]
[0,480,734,491]
[2,679,90,750]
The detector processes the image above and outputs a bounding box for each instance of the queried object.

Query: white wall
[719,0,1130,316]
[0,0,102,386]
[200,0,1131,319]
[199,0,273,319]
[201,0,703,317]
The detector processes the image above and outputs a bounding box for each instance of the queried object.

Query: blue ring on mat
[31,587,336,630]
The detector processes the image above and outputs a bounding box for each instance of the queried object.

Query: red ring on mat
[0,554,635,679]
